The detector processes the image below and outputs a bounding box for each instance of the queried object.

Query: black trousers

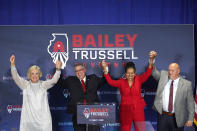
[72,114,100,131]
[195,125,197,130]
[157,113,184,131]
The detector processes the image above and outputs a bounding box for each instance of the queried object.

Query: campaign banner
[77,103,116,124]
[0,25,194,131]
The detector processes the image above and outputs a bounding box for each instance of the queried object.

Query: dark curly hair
[125,62,136,73]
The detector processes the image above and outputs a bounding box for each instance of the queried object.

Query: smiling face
[125,67,136,81]
[27,65,42,83]
[75,65,86,80]
[168,63,180,80]
[30,69,40,83]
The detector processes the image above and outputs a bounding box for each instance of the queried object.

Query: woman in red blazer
[101,51,156,131]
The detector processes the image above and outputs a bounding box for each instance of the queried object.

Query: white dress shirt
[162,77,180,113]
[81,76,86,83]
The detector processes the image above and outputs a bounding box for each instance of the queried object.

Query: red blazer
[104,67,153,109]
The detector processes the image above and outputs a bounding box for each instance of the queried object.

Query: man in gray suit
[151,52,194,131]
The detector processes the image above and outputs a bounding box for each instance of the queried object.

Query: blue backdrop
[0,0,196,25]
[0,0,196,131]
[0,0,196,79]
[0,25,195,131]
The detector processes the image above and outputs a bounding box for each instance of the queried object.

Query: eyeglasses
[75,68,85,73]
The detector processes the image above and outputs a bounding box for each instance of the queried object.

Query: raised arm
[101,60,121,88]
[10,55,28,90]
[139,51,157,83]
[42,61,62,89]
[148,50,156,68]
[149,51,161,81]
[152,66,161,81]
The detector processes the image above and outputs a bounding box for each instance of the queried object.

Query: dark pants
[72,115,100,131]
[195,125,197,130]
[158,113,184,131]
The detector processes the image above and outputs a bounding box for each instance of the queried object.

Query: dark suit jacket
[58,74,105,114]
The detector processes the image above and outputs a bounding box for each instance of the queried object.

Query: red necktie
[168,80,174,112]
[81,80,87,104]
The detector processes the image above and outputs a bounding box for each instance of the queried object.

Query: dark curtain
[0,0,197,129]
[0,0,196,91]
[0,0,196,25]
[0,0,196,88]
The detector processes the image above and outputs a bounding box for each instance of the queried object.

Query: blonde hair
[27,65,42,79]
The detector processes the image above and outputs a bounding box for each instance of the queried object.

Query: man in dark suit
[152,52,194,131]
[58,63,105,131]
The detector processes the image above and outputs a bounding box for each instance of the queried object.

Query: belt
[162,111,175,116]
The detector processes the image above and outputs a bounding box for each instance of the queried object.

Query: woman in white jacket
[10,55,62,131]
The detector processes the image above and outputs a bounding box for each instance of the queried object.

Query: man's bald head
[168,63,180,80]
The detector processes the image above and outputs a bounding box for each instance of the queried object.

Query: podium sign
[77,103,116,124]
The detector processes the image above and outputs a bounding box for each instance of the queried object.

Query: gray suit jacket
[152,66,194,127]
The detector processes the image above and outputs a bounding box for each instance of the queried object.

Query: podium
[77,103,116,131]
